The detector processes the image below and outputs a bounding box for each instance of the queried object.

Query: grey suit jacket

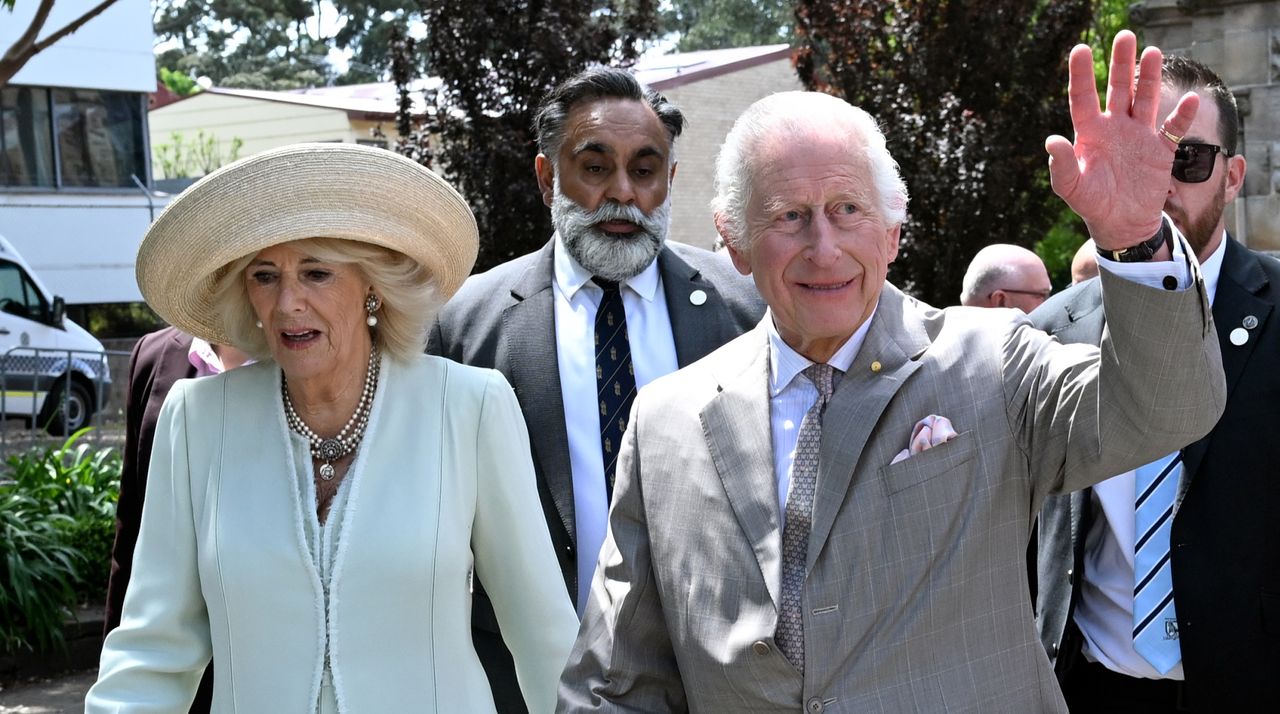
[1033,237,1280,710]
[559,269,1224,713]
[428,238,763,711]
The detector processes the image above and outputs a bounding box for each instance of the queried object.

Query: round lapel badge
[689,289,708,306]
[1229,327,1249,346]
[1242,315,1258,330]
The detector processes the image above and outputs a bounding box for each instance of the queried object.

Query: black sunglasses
[1172,142,1231,184]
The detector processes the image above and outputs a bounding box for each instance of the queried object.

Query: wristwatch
[1096,219,1172,263]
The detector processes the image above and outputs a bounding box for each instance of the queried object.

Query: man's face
[1160,88,1246,261]
[725,132,900,362]
[536,98,676,281]
[992,262,1053,313]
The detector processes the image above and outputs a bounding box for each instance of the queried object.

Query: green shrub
[0,490,82,653]
[0,428,121,653]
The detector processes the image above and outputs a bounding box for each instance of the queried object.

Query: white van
[0,233,110,434]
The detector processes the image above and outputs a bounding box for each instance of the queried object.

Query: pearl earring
[255,320,263,328]
[365,293,382,328]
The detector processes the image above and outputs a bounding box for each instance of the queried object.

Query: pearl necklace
[282,346,380,480]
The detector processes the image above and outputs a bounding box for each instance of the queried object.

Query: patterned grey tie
[775,363,835,673]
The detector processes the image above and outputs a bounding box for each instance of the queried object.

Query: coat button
[807,697,824,713]
[752,641,770,656]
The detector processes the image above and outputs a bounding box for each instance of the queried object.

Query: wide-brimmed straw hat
[136,142,478,344]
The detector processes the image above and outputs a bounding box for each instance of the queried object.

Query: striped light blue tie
[1132,452,1183,673]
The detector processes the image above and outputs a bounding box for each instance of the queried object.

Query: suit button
[807,697,824,713]
[752,641,769,656]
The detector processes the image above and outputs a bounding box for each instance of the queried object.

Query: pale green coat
[88,355,577,713]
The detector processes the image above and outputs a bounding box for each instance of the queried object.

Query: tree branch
[0,0,122,88]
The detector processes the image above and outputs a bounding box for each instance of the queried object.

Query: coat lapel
[660,247,733,367]
[700,325,784,607]
[1180,238,1271,496]
[502,243,577,545]
[807,285,930,571]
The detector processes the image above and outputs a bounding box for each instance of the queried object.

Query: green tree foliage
[406,1,661,271]
[158,65,199,95]
[663,0,794,51]
[795,0,1095,306]
[152,0,421,90]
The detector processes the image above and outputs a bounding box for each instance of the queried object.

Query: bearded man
[1033,55,1277,711]
[427,66,764,713]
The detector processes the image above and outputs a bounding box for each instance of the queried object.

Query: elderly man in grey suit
[427,67,763,712]
[558,33,1225,712]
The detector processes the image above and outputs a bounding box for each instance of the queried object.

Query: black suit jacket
[1032,237,1280,711]
[104,326,212,713]
[427,239,764,711]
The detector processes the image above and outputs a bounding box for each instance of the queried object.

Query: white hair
[711,91,909,251]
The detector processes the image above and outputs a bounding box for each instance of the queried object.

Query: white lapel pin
[689,289,707,306]
[1229,327,1248,346]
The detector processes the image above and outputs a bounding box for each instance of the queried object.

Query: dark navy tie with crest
[593,278,636,502]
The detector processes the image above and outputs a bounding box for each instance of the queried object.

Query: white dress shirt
[552,235,679,615]
[766,308,873,530]
[1074,229,1225,680]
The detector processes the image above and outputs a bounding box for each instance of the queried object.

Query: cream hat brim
[136,142,478,345]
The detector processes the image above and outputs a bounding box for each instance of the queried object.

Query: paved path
[0,669,94,713]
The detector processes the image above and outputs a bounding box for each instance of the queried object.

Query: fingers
[1066,44,1100,129]
[1130,46,1165,126]
[1160,91,1201,144]
[1045,135,1080,199]
[1105,30,1137,115]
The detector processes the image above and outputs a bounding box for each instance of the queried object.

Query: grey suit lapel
[659,247,732,367]
[1180,238,1271,495]
[503,243,576,545]
[808,285,929,571]
[701,325,784,607]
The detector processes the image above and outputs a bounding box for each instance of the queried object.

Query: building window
[1,87,55,187]
[0,86,147,189]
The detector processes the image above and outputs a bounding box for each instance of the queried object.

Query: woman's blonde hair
[211,237,441,362]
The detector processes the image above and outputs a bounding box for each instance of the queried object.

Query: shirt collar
[1199,228,1227,306]
[767,303,878,397]
[188,337,226,377]
[552,232,661,302]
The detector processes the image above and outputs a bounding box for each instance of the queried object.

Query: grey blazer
[559,269,1224,713]
[427,238,763,711]
[1032,237,1280,710]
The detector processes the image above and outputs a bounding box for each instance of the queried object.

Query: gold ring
[1160,127,1183,145]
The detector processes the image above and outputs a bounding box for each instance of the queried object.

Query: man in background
[959,243,1053,311]
[427,67,763,712]
[1034,55,1276,711]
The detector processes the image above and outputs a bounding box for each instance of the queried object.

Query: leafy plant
[152,130,244,180]
[0,490,82,653]
[0,429,121,653]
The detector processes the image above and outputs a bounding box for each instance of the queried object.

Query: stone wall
[1135,0,1280,250]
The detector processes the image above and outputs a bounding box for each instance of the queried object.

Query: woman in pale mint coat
[86,144,578,713]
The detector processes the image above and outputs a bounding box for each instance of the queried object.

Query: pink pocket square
[891,415,958,465]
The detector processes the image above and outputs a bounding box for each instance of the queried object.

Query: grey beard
[552,188,670,282]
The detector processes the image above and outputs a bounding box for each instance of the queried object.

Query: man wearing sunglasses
[1034,55,1277,711]
[959,243,1054,312]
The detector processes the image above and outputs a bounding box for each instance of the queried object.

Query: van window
[0,261,49,324]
